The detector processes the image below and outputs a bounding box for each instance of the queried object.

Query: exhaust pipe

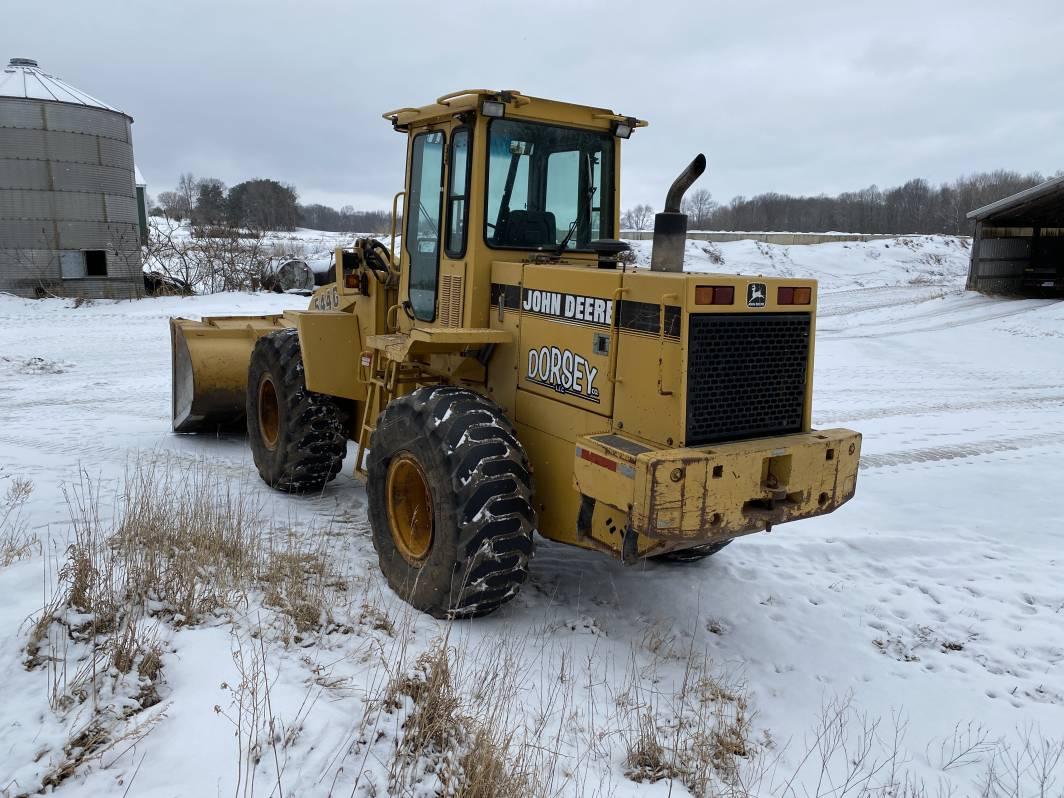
[650,153,706,273]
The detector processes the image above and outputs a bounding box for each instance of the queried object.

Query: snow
[0,234,1061,796]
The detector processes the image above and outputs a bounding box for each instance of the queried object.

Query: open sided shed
[967,176,1064,295]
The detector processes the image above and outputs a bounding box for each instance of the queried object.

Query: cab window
[485,118,614,251]
[445,127,471,258]
[406,130,445,320]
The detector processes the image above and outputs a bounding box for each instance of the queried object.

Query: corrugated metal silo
[0,57,142,298]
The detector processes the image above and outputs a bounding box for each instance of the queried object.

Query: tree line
[153,173,391,234]
[154,167,1056,238]
[623,170,1057,235]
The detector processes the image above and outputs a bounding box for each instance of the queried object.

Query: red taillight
[778,286,811,305]
[695,285,735,305]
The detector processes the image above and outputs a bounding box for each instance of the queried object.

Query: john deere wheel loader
[170,89,862,618]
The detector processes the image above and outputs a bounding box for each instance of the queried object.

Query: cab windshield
[485,118,615,251]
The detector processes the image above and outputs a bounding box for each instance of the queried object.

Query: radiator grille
[438,274,464,327]
[685,313,810,446]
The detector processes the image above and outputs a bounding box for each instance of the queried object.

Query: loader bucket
[170,315,289,433]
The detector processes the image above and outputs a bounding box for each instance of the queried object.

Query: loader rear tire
[367,386,535,618]
[652,540,732,563]
[246,328,348,493]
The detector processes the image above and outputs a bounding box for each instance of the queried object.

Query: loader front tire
[367,386,535,618]
[246,328,348,493]
[652,540,732,563]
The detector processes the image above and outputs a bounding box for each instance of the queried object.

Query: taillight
[695,285,735,305]
[777,286,812,305]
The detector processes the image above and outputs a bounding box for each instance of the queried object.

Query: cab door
[402,129,445,325]
[437,125,472,327]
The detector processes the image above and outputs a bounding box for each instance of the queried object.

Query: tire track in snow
[860,432,1064,469]
[816,392,1064,425]
[818,285,953,318]
[822,300,1057,340]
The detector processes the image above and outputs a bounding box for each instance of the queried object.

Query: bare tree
[622,204,655,231]
[146,218,282,294]
[681,189,717,229]
[177,173,198,221]
[157,191,190,221]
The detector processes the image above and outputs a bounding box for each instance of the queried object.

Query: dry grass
[107,460,264,625]
[260,525,348,639]
[15,459,1061,798]
[351,632,547,797]
[0,474,37,566]
[21,457,347,791]
[619,647,755,794]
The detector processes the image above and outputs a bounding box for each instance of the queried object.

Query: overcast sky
[3,0,1061,212]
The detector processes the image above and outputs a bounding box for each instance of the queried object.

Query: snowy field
[1,235,1062,796]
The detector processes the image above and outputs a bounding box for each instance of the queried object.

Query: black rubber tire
[367,386,535,618]
[652,539,732,563]
[246,328,348,493]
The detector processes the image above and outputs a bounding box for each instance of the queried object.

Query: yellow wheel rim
[386,453,434,565]
[257,375,280,450]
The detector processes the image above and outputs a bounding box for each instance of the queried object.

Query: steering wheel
[363,239,392,274]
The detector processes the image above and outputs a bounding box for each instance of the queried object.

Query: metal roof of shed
[0,57,130,118]
[968,174,1064,224]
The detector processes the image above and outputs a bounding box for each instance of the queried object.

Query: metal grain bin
[0,57,142,299]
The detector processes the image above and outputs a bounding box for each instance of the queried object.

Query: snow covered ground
[0,235,1061,796]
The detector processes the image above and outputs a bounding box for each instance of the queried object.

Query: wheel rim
[386,453,434,565]
[257,375,280,450]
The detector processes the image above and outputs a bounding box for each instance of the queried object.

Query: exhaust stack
[650,153,707,273]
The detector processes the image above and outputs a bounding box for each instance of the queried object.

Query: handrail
[607,287,629,384]
[381,107,419,121]
[657,293,679,396]
[389,190,405,266]
[436,88,498,105]
[592,112,649,128]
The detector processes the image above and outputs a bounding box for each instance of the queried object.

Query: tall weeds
[20,457,345,792]
[0,475,36,566]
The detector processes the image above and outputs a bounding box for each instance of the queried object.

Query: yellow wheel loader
[170,90,862,618]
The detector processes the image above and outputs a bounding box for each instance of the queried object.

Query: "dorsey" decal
[526,346,600,402]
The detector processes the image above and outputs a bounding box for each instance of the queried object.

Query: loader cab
[385,90,643,331]
[483,118,616,252]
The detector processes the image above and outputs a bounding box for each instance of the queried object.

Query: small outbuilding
[967,176,1064,296]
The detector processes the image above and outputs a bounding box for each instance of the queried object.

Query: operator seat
[494,210,557,248]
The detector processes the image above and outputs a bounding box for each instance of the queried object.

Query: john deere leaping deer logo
[747,282,767,308]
